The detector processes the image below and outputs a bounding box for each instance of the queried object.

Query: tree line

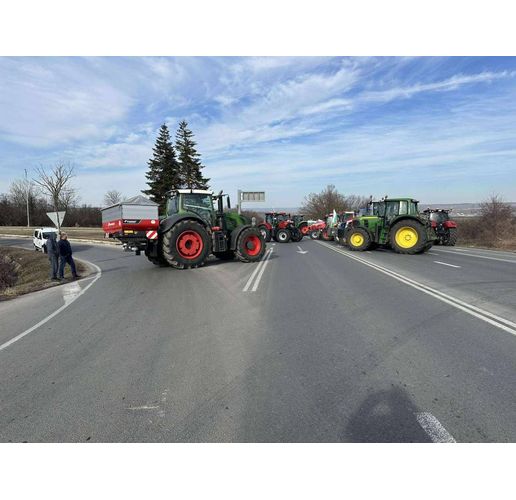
[143,121,209,213]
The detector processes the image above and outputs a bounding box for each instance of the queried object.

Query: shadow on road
[344,386,431,442]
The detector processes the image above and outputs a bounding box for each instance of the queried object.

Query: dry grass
[0,226,106,241]
[0,246,89,300]
[456,217,516,251]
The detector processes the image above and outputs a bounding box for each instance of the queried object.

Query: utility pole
[25,168,30,228]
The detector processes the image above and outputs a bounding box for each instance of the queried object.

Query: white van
[33,227,59,253]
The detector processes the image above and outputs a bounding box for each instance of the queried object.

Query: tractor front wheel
[259,225,272,242]
[390,220,427,254]
[321,229,332,241]
[346,228,371,251]
[162,220,210,269]
[298,222,309,236]
[309,230,320,240]
[275,228,291,243]
[235,227,266,262]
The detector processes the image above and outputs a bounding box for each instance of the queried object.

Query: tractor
[344,197,435,254]
[334,212,356,245]
[423,209,458,246]
[292,214,310,236]
[144,189,266,268]
[257,212,302,243]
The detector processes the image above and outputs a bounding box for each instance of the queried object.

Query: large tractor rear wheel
[235,227,266,262]
[275,228,291,243]
[259,225,272,242]
[162,220,211,269]
[290,227,303,242]
[346,227,371,251]
[445,228,458,246]
[390,220,427,254]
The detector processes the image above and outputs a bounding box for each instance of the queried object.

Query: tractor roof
[175,189,213,195]
[371,197,419,203]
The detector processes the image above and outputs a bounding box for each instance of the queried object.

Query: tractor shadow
[202,252,279,268]
[343,386,431,442]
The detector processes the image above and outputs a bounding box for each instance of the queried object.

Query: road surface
[0,236,515,442]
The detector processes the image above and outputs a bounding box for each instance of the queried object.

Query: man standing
[47,231,60,281]
[58,232,81,280]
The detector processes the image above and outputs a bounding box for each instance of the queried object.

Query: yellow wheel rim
[395,227,418,248]
[350,233,364,247]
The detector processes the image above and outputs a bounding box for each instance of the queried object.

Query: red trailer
[101,195,159,253]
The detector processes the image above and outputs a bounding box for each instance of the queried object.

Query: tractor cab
[265,212,290,226]
[422,208,457,246]
[166,189,216,224]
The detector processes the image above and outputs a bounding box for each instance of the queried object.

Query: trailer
[101,195,159,254]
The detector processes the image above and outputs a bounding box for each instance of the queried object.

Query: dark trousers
[59,255,77,278]
[49,255,59,279]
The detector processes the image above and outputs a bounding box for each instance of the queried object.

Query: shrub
[0,254,18,291]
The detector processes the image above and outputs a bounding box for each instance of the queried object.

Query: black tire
[309,230,320,240]
[445,228,458,246]
[34,244,38,251]
[290,227,303,242]
[162,219,211,269]
[259,225,272,243]
[390,219,427,254]
[235,227,266,262]
[346,227,371,251]
[298,222,309,236]
[321,229,332,241]
[275,228,291,243]
[214,250,235,261]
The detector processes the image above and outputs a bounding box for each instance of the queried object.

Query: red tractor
[258,212,303,243]
[423,208,458,246]
[307,219,327,239]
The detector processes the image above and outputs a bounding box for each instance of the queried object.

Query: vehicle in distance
[33,227,58,253]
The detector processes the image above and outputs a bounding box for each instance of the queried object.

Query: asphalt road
[0,236,515,442]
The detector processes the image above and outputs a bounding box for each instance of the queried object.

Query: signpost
[237,190,266,214]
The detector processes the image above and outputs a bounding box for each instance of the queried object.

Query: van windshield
[42,232,55,239]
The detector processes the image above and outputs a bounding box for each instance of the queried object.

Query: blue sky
[0,56,515,207]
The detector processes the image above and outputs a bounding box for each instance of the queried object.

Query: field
[0,246,89,299]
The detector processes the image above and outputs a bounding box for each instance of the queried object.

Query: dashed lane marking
[416,412,456,443]
[434,261,461,268]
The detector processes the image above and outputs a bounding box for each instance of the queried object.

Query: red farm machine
[257,212,303,243]
[423,208,458,246]
[102,190,266,268]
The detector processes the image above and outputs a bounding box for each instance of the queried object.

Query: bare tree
[300,185,369,219]
[104,189,124,206]
[33,162,75,230]
[479,194,515,246]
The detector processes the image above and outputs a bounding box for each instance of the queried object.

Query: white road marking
[62,280,82,304]
[428,252,439,256]
[438,248,516,264]
[0,261,102,353]
[416,412,456,443]
[317,241,516,336]
[242,249,270,292]
[296,246,308,254]
[127,405,160,411]
[434,261,461,268]
[251,248,273,292]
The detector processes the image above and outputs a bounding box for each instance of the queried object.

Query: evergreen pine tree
[142,124,181,213]
[175,120,210,190]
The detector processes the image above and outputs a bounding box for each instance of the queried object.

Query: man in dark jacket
[58,232,81,279]
[46,231,60,280]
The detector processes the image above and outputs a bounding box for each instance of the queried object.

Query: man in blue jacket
[46,231,60,280]
[58,232,81,280]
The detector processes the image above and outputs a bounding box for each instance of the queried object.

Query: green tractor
[345,197,435,254]
[145,189,266,268]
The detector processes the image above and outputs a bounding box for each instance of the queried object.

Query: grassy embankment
[0,246,89,300]
[0,226,106,241]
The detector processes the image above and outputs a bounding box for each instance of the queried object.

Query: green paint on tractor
[344,197,436,254]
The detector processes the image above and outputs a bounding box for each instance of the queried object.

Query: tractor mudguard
[443,220,457,228]
[229,224,251,250]
[159,213,209,234]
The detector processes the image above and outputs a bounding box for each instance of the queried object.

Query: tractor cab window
[399,200,408,215]
[182,193,213,222]
[408,201,418,215]
[373,202,385,217]
[430,211,448,223]
[385,202,399,218]
[166,196,178,215]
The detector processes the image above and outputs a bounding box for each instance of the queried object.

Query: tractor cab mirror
[227,196,231,209]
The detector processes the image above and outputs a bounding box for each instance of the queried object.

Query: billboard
[240,191,265,202]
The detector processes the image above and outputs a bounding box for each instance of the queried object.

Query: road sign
[237,190,265,214]
[240,191,265,202]
[46,211,66,228]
